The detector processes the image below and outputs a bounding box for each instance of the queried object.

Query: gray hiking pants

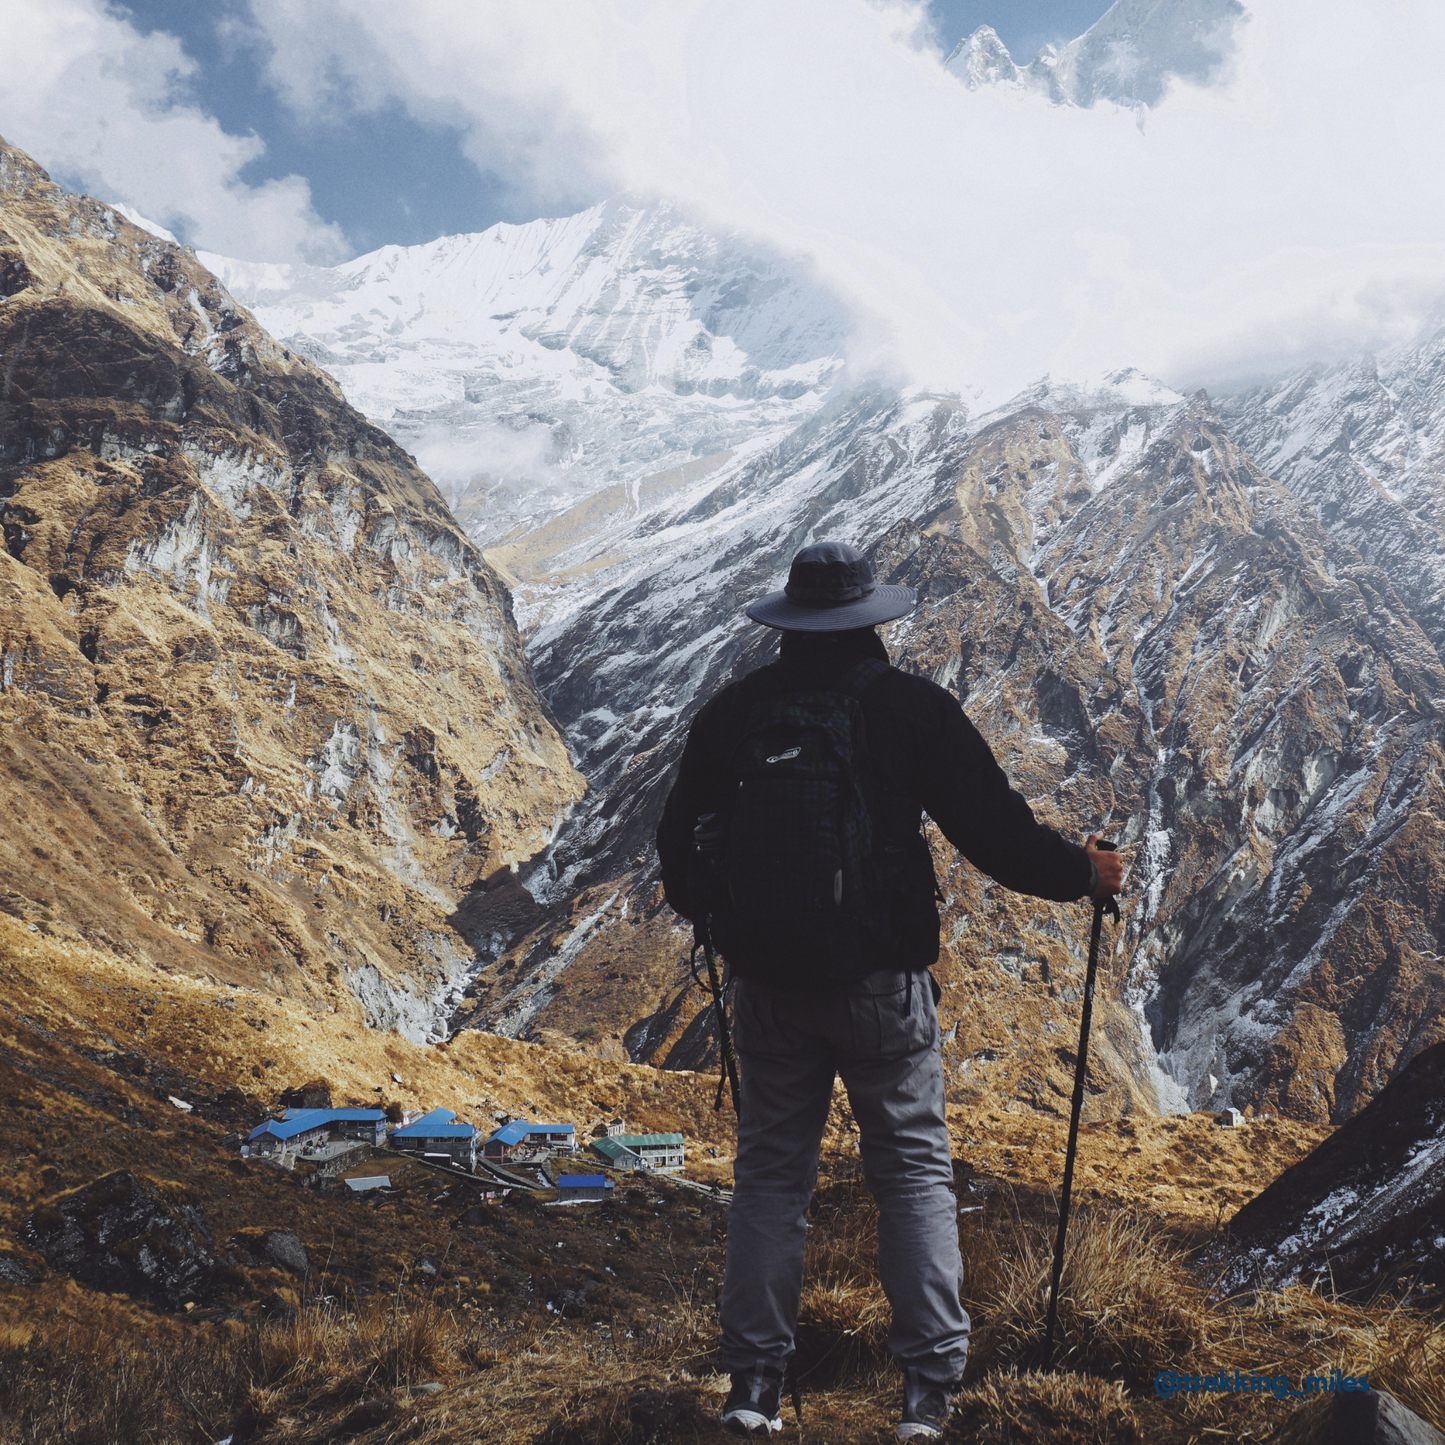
[719,967,969,1384]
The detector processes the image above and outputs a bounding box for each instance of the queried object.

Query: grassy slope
[3,913,1442,1442]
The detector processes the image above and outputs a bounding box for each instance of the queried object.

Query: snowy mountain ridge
[202,200,849,549]
[1218,334,1445,653]
[946,0,1246,108]
[467,365,1445,1129]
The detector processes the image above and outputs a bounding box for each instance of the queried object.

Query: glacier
[202,199,850,550]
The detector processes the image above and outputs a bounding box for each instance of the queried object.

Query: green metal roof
[588,1137,642,1161]
[614,1133,685,1148]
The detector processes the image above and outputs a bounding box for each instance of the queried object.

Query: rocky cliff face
[1211,1040,1445,1304]
[0,137,583,1042]
[444,368,1445,1127]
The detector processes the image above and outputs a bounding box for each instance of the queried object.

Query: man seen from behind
[657,540,1125,1440]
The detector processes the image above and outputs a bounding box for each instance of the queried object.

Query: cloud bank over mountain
[0,0,346,264]
[242,0,1445,398]
[9,0,1445,396]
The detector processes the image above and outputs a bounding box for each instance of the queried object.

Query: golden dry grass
[1,1206,1442,1445]
[768,1177,1445,1443]
[973,1209,1445,1441]
[1199,1285,1445,1437]
[789,1182,1208,1393]
[945,1370,1147,1444]
[962,1202,1206,1386]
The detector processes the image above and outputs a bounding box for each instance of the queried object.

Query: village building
[557,1173,614,1201]
[611,1132,686,1173]
[587,1136,649,1171]
[245,1108,386,1159]
[390,1107,479,1167]
[481,1119,577,1160]
[344,1175,391,1193]
[591,1119,627,1138]
[281,1108,389,1144]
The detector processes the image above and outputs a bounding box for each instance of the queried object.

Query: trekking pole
[695,916,743,1115]
[1042,843,1120,1368]
[692,814,742,1116]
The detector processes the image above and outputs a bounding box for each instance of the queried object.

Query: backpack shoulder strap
[836,657,890,697]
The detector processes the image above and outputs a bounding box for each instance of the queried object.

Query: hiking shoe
[720,1365,783,1436]
[895,1368,957,1440]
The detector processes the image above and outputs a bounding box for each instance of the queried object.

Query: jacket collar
[778,627,890,664]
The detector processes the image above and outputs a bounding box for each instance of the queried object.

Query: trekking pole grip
[1089,838,1121,924]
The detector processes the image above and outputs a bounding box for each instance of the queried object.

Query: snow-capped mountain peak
[993,366,1185,415]
[944,24,1024,90]
[202,201,850,546]
[946,0,1245,108]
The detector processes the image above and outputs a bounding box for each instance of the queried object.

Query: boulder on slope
[1280,1388,1445,1445]
[23,1171,217,1309]
[228,1226,310,1276]
[1211,1042,1445,1304]
[279,1080,332,1111]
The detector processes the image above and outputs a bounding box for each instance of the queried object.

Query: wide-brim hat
[745,540,916,632]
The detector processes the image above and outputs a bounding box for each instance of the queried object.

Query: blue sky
[111,0,520,254]
[927,0,1111,63]
[104,0,1109,258]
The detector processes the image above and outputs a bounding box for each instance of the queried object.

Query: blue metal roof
[484,1119,576,1146]
[558,1174,611,1188]
[249,1118,320,1142]
[247,1107,385,1142]
[392,1107,476,1139]
[486,1120,530,1146]
[280,1108,385,1122]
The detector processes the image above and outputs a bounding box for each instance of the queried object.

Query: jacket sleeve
[919,690,1093,902]
[656,699,727,922]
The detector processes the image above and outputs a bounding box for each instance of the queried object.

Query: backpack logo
[766,747,801,764]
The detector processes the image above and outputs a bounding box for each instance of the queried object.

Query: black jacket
[656,628,1093,973]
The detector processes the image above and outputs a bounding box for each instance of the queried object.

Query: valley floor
[0,915,1441,1443]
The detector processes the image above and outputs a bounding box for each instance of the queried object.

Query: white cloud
[0,0,345,264]
[245,0,608,220]
[411,420,561,497]
[239,0,1445,397]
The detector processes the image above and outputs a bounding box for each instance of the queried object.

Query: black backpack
[707,658,904,987]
